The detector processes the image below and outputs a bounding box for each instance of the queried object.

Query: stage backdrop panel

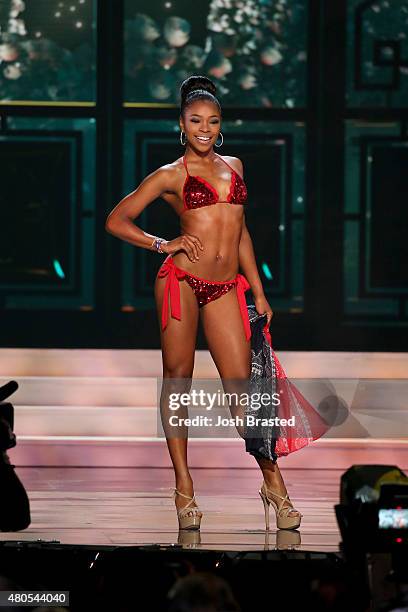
[123,0,307,108]
[0,0,96,104]
[344,120,408,322]
[346,0,408,108]
[0,117,96,310]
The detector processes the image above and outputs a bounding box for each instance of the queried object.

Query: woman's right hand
[163,234,204,262]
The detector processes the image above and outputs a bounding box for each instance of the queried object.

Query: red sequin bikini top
[182,153,248,213]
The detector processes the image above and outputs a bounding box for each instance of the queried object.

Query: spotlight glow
[262,263,273,280]
[53,260,66,279]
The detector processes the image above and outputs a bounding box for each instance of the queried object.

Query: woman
[105,75,302,532]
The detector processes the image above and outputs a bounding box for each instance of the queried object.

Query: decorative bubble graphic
[124,0,307,107]
[0,0,95,102]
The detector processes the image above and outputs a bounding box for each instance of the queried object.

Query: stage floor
[0,467,342,552]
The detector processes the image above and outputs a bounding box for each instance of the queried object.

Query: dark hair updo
[179,75,221,116]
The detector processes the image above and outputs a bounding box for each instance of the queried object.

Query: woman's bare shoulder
[220,155,244,177]
[153,157,185,189]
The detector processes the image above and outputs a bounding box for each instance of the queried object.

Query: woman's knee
[163,362,194,379]
[162,365,194,396]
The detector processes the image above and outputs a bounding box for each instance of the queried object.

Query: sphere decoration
[124,0,307,108]
[0,0,95,102]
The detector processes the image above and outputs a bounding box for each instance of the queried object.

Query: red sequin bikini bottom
[156,255,252,341]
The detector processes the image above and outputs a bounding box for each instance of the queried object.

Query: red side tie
[157,256,187,331]
[236,274,252,342]
[158,258,253,343]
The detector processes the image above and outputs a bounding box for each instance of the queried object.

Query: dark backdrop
[0,0,407,350]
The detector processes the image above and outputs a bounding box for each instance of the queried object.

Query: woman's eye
[190,119,219,124]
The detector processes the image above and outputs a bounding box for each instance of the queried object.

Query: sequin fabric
[183,175,218,210]
[157,255,252,341]
[184,275,235,307]
[227,170,247,204]
[182,153,248,212]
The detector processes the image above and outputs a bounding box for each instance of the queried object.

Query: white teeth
[196,136,210,141]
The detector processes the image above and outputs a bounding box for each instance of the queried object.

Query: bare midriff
[173,202,244,281]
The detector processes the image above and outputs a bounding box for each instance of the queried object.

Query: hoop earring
[214,132,224,148]
[180,131,186,146]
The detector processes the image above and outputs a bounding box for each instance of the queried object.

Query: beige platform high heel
[259,481,303,530]
[173,488,202,530]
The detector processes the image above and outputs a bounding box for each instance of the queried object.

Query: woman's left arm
[239,216,274,326]
[233,158,274,326]
[239,216,264,299]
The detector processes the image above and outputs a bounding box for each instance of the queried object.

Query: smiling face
[180,99,221,151]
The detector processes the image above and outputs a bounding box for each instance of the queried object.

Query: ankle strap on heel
[172,488,196,509]
[172,488,195,502]
[261,482,301,516]
[172,488,201,518]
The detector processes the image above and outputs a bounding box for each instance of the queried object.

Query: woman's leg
[200,287,300,518]
[200,286,251,434]
[154,271,201,519]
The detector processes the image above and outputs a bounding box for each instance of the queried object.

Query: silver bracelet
[151,237,168,253]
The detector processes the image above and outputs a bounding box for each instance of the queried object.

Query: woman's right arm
[105,166,172,252]
[105,166,204,261]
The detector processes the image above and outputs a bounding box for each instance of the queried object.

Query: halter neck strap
[215,152,236,174]
[182,154,189,175]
